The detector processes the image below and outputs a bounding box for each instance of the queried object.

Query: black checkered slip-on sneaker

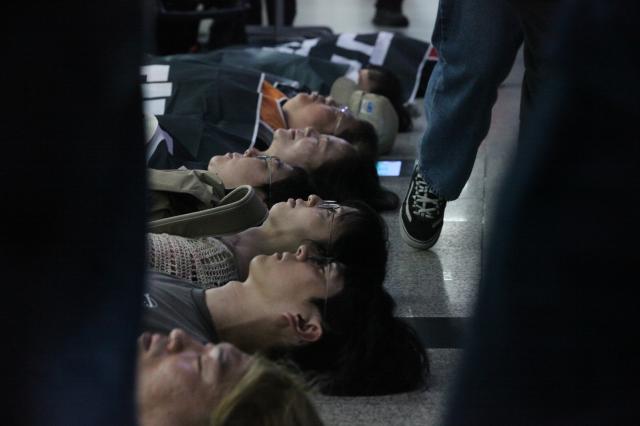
[399,162,446,249]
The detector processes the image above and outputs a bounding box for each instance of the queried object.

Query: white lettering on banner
[140,65,172,115]
[146,125,174,161]
[144,99,166,116]
[336,33,374,56]
[268,44,298,54]
[271,38,319,56]
[370,31,394,65]
[142,82,173,99]
[140,64,170,83]
[293,38,319,57]
[334,32,393,66]
[330,54,362,82]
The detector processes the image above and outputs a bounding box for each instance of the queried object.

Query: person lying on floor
[142,244,429,396]
[148,30,439,130]
[203,150,313,207]
[148,195,385,289]
[206,128,398,210]
[137,327,324,426]
[141,59,380,164]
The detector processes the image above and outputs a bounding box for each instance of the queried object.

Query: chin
[267,203,285,218]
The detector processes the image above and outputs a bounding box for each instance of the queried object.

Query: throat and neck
[204,281,283,353]
[220,226,293,280]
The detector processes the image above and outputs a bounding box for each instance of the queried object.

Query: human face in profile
[283,93,358,135]
[137,329,252,425]
[208,152,294,188]
[263,127,355,170]
[264,195,355,247]
[247,243,345,311]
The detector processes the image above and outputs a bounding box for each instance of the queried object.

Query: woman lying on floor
[137,328,324,426]
[203,126,397,210]
[142,243,429,396]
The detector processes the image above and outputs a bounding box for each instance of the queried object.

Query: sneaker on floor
[399,162,446,249]
[372,8,410,27]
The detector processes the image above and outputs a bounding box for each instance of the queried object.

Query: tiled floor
[295,0,523,424]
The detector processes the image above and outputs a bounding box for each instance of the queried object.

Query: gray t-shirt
[142,271,219,344]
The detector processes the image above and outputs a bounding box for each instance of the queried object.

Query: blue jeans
[419,0,523,200]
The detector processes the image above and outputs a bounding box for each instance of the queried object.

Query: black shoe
[399,162,446,249]
[373,8,410,27]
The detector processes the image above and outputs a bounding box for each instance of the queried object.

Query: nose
[167,328,187,353]
[243,148,259,158]
[306,194,322,207]
[304,127,319,138]
[295,245,309,260]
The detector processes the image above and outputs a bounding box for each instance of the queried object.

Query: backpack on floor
[147,168,268,237]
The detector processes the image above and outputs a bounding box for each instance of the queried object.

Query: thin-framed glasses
[307,248,337,321]
[256,155,278,203]
[310,200,341,321]
[317,200,340,262]
[333,105,350,135]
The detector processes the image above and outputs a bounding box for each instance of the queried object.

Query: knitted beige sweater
[147,233,239,289]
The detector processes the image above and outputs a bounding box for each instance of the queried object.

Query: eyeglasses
[317,200,340,258]
[315,200,341,320]
[333,105,350,135]
[307,247,337,321]
[317,200,340,211]
[256,155,280,203]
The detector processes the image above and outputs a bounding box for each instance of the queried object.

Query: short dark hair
[331,199,389,282]
[364,64,413,132]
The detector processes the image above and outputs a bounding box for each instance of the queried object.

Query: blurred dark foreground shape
[444,1,640,425]
[4,2,146,425]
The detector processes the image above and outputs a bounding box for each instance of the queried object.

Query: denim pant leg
[419,0,523,200]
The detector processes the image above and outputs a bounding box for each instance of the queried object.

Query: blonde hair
[210,357,324,426]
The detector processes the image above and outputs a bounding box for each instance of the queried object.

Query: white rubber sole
[398,211,443,250]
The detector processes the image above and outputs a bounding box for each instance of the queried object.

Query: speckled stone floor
[295,1,523,424]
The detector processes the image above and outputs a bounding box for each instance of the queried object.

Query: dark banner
[269,31,438,103]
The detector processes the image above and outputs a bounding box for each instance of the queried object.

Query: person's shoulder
[148,270,194,289]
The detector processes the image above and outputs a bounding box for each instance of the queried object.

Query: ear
[283,312,323,344]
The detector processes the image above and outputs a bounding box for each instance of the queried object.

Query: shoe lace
[411,173,442,219]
